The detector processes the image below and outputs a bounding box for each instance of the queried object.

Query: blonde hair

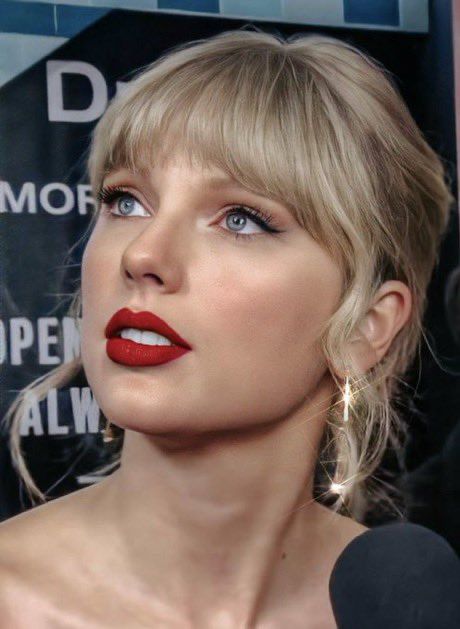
[4,27,454,522]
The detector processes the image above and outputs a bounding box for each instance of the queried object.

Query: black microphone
[328,522,460,628]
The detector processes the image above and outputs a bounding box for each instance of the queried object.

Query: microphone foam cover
[328,522,460,629]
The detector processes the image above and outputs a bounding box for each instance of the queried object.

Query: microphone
[328,522,460,628]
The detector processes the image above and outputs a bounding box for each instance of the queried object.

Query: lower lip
[106,338,191,366]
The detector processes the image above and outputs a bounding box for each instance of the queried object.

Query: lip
[105,307,192,349]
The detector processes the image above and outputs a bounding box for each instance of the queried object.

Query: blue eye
[115,195,137,216]
[98,188,148,217]
[222,206,279,240]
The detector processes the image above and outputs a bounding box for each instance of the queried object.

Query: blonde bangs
[87,38,354,267]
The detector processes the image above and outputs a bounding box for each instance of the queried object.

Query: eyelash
[96,185,282,241]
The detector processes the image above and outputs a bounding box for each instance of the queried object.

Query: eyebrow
[201,175,241,189]
[103,170,240,189]
[103,169,272,205]
[202,176,273,202]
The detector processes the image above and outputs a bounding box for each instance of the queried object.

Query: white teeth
[119,328,173,346]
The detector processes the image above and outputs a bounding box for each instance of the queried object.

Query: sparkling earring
[342,374,352,423]
[102,417,115,443]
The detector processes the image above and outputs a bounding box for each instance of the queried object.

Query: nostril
[125,270,163,284]
[144,273,163,283]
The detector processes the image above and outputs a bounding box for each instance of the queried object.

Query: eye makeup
[97,184,285,241]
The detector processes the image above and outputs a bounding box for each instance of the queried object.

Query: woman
[0,28,453,627]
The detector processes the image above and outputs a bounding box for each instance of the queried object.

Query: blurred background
[1,0,459,553]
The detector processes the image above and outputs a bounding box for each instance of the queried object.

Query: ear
[343,280,413,376]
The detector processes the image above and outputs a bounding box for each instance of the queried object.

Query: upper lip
[105,307,192,349]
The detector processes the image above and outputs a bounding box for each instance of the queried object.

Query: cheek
[206,254,340,352]
[81,237,99,301]
[80,233,118,352]
[198,251,342,406]
[80,241,100,360]
[81,231,117,306]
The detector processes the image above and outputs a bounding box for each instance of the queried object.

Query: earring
[102,417,115,443]
[342,374,352,423]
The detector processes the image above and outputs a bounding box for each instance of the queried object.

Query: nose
[121,210,188,292]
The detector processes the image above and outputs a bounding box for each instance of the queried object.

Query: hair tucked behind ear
[3,27,454,522]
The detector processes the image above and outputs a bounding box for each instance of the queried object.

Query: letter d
[47,60,108,123]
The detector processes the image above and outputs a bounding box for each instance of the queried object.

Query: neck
[91,375,340,627]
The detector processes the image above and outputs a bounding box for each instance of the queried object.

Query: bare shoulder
[313,502,369,544]
[0,566,59,629]
[0,485,104,627]
[0,486,92,561]
[295,503,369,628]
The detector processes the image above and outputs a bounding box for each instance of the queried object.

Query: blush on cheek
[221,284,306,347]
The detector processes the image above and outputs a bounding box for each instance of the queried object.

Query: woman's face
[81,153,343,436]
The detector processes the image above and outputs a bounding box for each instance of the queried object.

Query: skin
[0,153,412,627]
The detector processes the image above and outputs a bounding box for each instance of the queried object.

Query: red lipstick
[105,307,192,367]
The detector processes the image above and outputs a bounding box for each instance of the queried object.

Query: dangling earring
[102,417,115,443]
[342,374,352,423]
[329,374,353,497]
